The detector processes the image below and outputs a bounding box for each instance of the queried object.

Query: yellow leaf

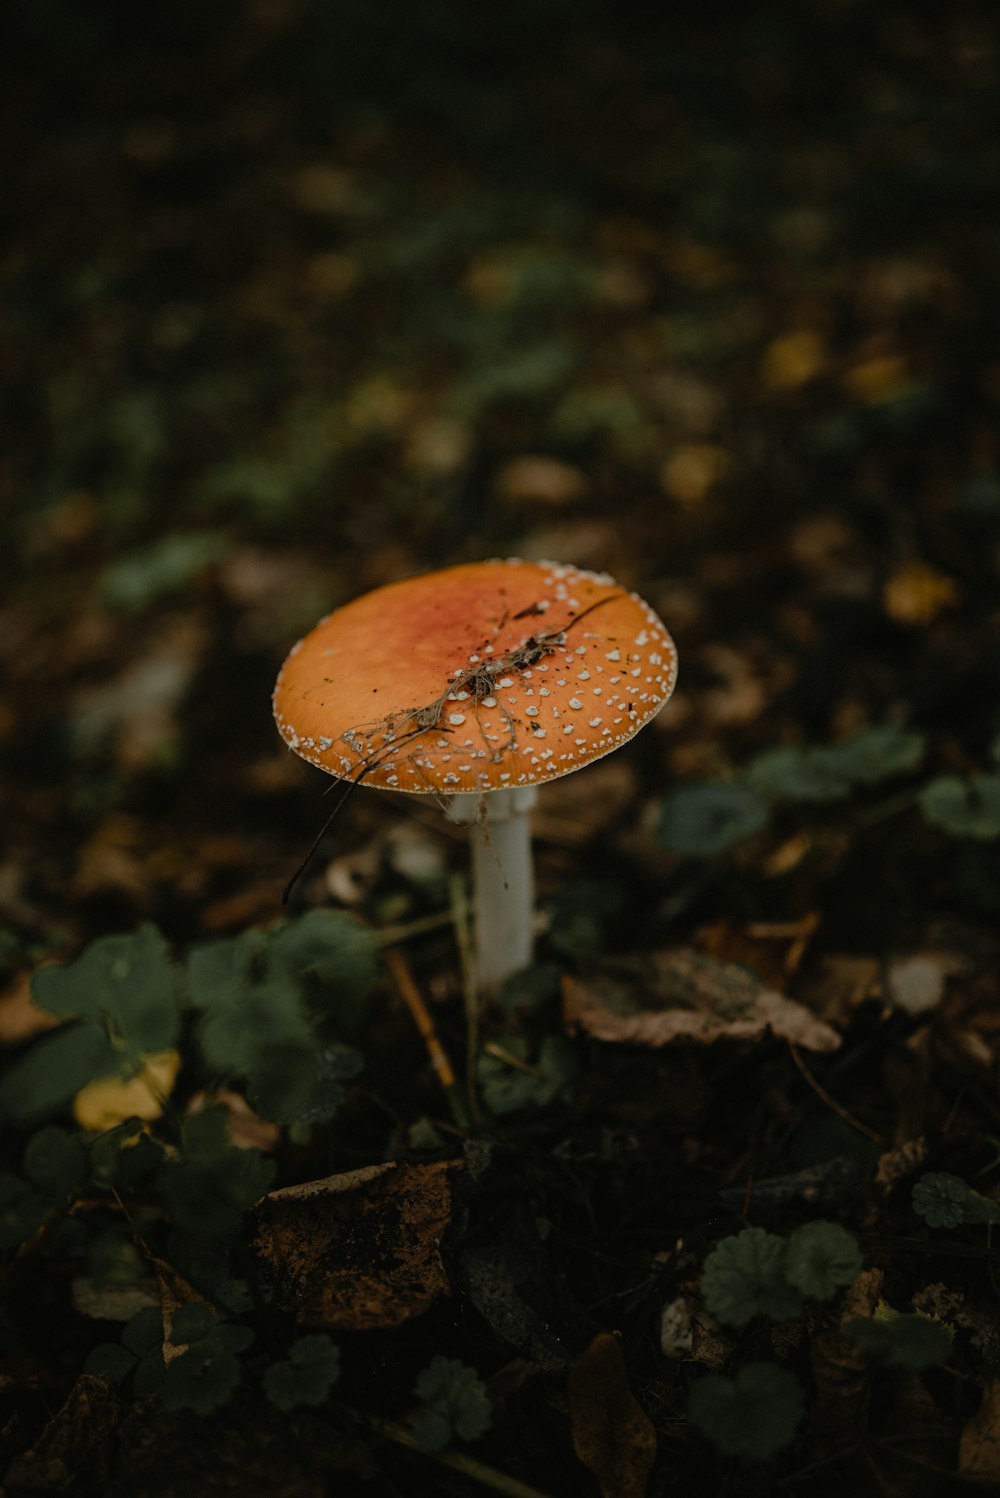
[761,329,826,390]
[883,562,958,625]
[661,444,727,505]
[843,354,909,405]
[73,1050,181,1132]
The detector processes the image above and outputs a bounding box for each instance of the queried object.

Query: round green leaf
[846,1313,953,1372]
[160,1345,242,1415]
[170,1303,216,1346]
[701,1228,802,1328]
[121,1306,164,1358]
[84,1343,138,1384]
[31,925,179,1052]
[919,775,1000,840]
[411,1356,492,1448]
[0,1174,51,1252]
[23,1126,88,1198]
[747,746,852,803]
[263,1335,341,1412]
[267,909,379,1017]
[785,1221,863,1301]
[824,726,925,785]
[688,1363,804,1460]
[658,782,770,858]
[0,1023,119,1125]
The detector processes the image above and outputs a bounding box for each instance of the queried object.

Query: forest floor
[3,3,1000,1494]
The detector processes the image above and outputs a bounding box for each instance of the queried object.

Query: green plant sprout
[700,1221,863,1329]
[407,1356,493,1453]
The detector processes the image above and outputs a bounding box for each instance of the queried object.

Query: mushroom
[273,559,677,992]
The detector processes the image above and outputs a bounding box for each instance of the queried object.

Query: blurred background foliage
[2,0,1000,953]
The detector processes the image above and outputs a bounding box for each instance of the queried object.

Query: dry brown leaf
[494,455,588,508]
[874,1137,928,1195]
[143,1251,212,1365]
[799,954,882,1029]
[187,1088,280,1152]
[0,969,59,1044]
[960,1382,1000,1486]
[249,1160,460,1330]
[810,1267,883,1457]
[563,950,839,1053]
[698,914,820,989]
[2,1374,123,1494]
[567,1332,656,1498]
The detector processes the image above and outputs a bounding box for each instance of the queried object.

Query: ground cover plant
[4,2,1000,1493]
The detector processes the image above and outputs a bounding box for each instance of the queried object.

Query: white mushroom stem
[448,785,538,996]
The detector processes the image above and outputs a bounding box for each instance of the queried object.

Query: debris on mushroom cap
[272,558,678,795]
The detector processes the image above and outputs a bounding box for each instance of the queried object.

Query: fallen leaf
[72,1277,160,1322]
[761,328,826,390]
[2,1374,123,1494]
[0,969,60,1044]
[883,562,958,625]
[810,1267,883,1457]
[843,353,910,405]
[568,1332,656,1498]
[187,1088,280,1153]
[660,443,727,505]
[494,455,588,508]
[563,950,840,1053]
[249,1160,460,1330]
[698,914,820,990]
[144,1251,211,1364]
[799,954,882,1028]
[73,1050,181,1132]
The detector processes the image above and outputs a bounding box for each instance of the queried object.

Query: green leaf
[170,1303,216,1345]
[747,746,852,803]
[687,1363,804,1460]
[408,1408,454,1454]
[824,726,925,785]
[31,925,179,1053]
[160,1115,276,1242]
[700,1228,803,1328]
[90,1122,164,1190]
[409,1356,492,1451]
[214,1279,254,1315]
[0,1023,119,1125]
[263,1335,341,1412]
[268,909,380,1016]
[919,775,1000,840]
[195,975,312,1079]
[658,782,770,858]
[84,1343,138,1384]
[248,1043,361,1126]
[23,1126,88,1198]
[185,932,269,1011]
[121,1306,164,1358]
[133,1350,166,1395]
[912,1172,1000,1229]
[784,1221,863,1301]
[160,1344,243,1415]
[101,532,227,611]
[846,1313,953,1372]
[212,1323,255,1356]
[0,1174,52,1252]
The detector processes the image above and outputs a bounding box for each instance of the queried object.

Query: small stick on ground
[788,1040,884,1145]
[384,945,467,1128]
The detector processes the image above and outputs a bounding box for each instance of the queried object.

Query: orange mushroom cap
[273,559,677,796]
